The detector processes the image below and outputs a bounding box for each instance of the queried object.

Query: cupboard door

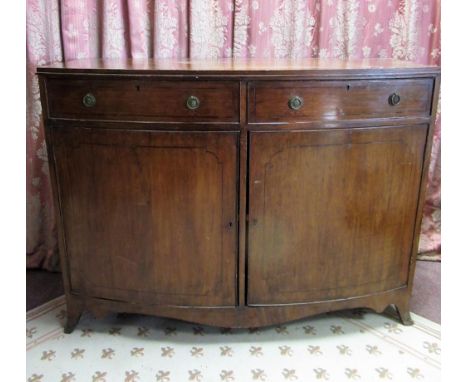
[52,127,238,307]
[247,126,427,305]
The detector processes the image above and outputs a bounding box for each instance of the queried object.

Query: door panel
[53,127,238,307]
[247,126,427,305]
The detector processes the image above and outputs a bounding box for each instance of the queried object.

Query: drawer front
[248,79,433,123]
[46,78,239,122]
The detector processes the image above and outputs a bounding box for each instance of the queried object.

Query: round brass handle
[288,96,304,110]
[388,93,401,106]
[82,93,96,108]
[186,95,200,110]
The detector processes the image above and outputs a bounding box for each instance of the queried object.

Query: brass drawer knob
[186,95,200,110]
[388,93,401,106]
[288,96,303,110]
[82,93,96,108]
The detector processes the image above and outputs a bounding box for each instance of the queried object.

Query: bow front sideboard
[37,59,440,333]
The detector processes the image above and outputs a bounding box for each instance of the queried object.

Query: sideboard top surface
[37,58,440,77]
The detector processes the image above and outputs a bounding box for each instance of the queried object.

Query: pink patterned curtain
[27,0,441,270]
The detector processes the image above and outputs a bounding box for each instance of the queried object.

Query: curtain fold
[27,0,441,270]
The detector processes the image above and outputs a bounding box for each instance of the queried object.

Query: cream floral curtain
[27,0,441,270]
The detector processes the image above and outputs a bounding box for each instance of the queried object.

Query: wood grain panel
[247,126,427,305]
[37,57,439,77]
[78,287,409,328]
[248,79,433,123]
[46,78,239,122]
[52,127,238,307]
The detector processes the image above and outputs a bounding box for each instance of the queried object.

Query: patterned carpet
[27,296,440,382]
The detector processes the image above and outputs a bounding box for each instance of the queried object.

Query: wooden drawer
[248,79,433,123]
[45,78,239,122]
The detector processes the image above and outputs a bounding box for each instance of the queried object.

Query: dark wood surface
[37,58,440,332]
[248,79,433,123]
[27,260,441,324]
[46,78,240,122]
[247,126,427,305]
[37,57,438,76]
[52,127,238,307]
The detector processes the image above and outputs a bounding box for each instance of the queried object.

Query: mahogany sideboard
[37,58,440,333]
